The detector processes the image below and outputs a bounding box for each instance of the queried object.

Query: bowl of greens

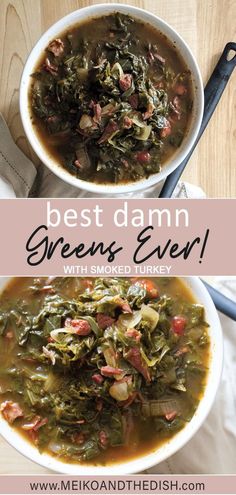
[0,277,222,474]
[20,4,203,194]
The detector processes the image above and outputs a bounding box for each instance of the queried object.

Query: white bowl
[20,4,204,195]
[0,277,222,474]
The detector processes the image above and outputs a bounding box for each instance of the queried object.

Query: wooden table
[0,0,235,474]
[0,0,235,197]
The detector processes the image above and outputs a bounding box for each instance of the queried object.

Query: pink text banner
[0,199,235,276]
[0,474,236,494]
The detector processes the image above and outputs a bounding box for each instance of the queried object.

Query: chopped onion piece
[111,62,124,78]
[118,310,142,329]
[103,347,117,368]
[135,125,152,140]
[79,114,94,129]
[141,304,159,331]
[109,381,129,401]
[50,327,77,341]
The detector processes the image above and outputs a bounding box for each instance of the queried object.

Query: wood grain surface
[0,0,235,475]
[0,0,235,197]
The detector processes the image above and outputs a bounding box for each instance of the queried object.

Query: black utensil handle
[202,42,236,132]
[202,280,236,321]
[159,42,236,198]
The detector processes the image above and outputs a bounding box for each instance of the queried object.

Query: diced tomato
[70,319,85,328]
[171,315,187,335]
[135,279,159,299]
[100,366,123,377]
[47,336,55,343]
[135,151,151,164]
[96,313,115,330]
[119,74,132,92]
[92,373,104,385]
[69,319,91,336]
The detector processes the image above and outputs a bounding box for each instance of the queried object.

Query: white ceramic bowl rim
[0,277,223,475]
[20,3,204,195]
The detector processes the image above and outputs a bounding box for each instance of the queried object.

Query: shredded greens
[0,277,209,464]
[30,13,192,184]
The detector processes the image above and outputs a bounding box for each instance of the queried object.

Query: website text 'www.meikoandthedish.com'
[2,472,236,493]
[28,477,205,494]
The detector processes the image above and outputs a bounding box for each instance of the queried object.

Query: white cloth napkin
[0,114,37,198]
[0,113,206,199]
